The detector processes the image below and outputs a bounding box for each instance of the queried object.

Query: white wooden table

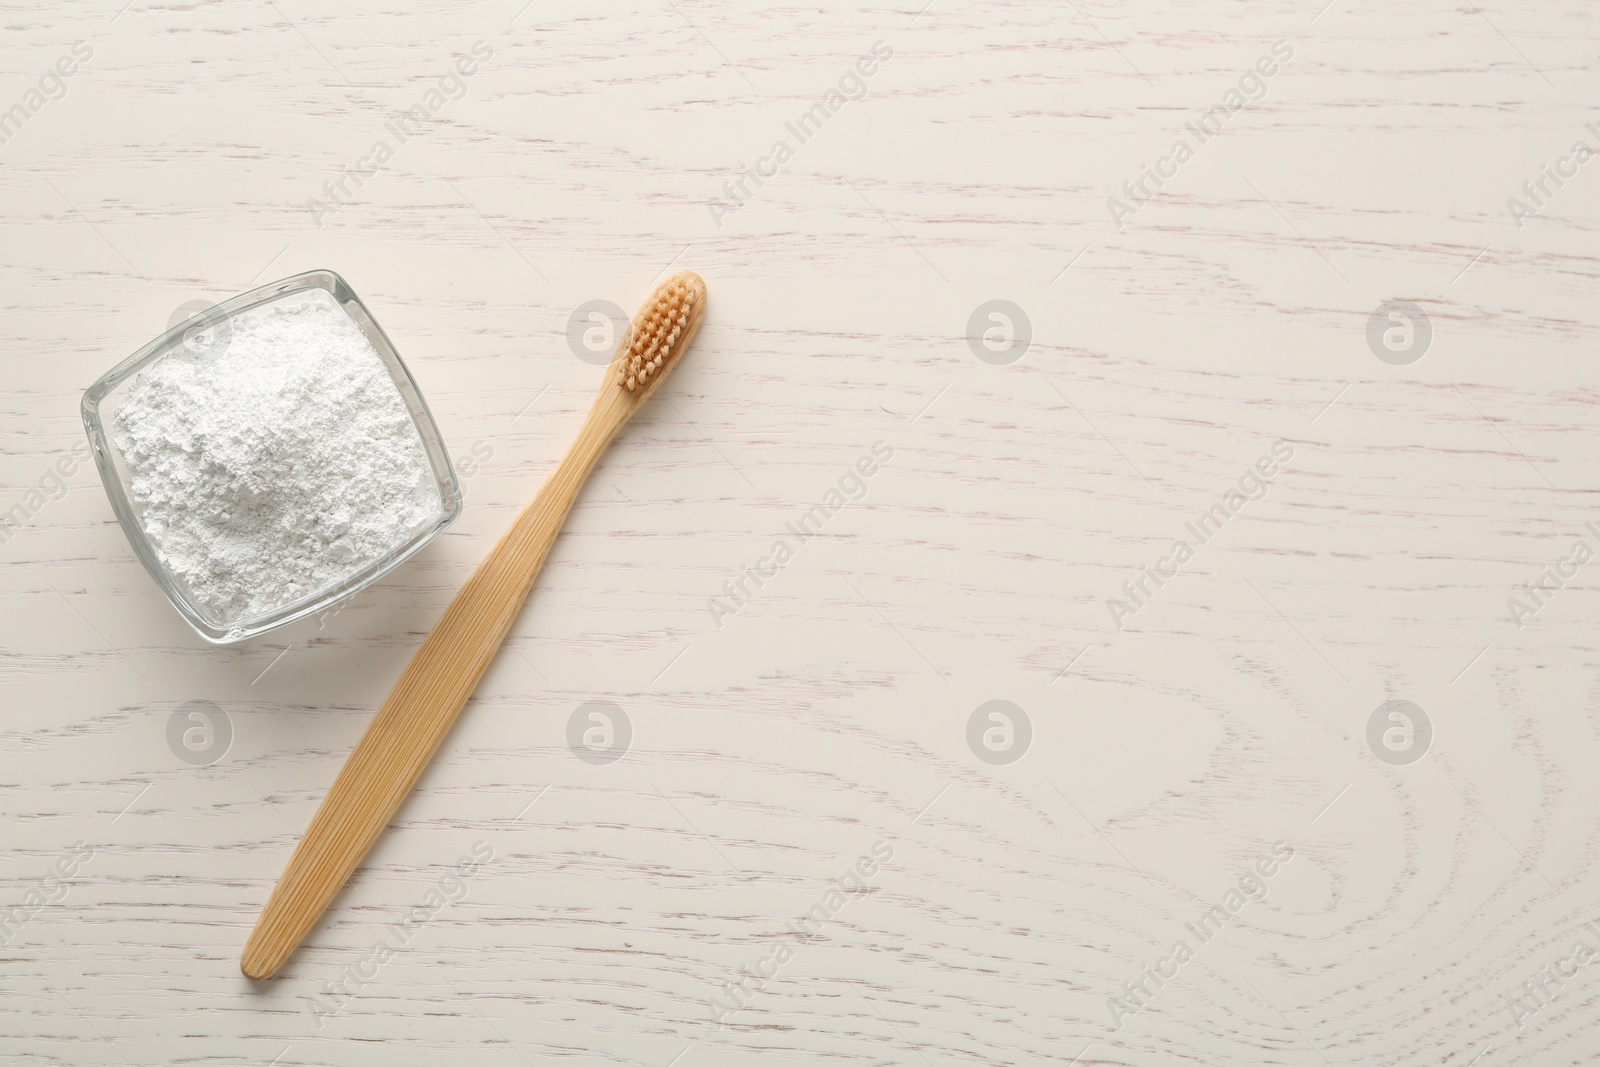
[4,1,1599,1063]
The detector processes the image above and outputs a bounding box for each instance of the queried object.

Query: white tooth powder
[112,299,440,623]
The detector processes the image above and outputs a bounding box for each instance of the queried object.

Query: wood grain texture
[2,0,1599,1064]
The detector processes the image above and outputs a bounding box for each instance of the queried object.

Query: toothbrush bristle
[617,272,704,394]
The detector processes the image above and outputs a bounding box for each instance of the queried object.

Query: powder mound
[113,299,440,623]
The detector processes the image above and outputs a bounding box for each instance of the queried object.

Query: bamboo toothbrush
[241,271,708,980]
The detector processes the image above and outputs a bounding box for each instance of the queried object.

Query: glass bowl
[81,270,462,645]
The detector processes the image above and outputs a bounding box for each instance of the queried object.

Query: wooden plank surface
[3,1,1599,1064]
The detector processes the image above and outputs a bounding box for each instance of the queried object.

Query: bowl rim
[81,269,463,645]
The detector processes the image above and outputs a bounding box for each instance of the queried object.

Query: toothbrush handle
[240,418,612,981]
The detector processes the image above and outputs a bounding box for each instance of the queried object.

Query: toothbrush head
[616,271,706,396]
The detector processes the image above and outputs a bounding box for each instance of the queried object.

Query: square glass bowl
[81,270,461,645]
